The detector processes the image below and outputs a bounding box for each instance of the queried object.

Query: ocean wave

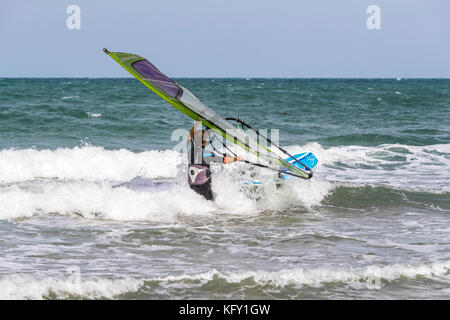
[286,142,450,194]
[321,184,450,211]
[61,95,78,99]
[86,112,102,118]
[153,260,450,290]
[0,146,335,220]
[1,143,448,190]
[0,146,182,183]
[0,172,334,220]
[0,273,143,300]
[0,182,218,221]
[2,261,447,299]
[0,143,448,221]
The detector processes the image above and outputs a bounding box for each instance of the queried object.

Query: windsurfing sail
[103,48,313,179]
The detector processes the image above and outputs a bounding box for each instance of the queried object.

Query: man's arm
[203,154,242,165]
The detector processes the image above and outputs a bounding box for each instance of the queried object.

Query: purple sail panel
[133,60,180,98]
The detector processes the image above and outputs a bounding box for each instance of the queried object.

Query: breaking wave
[2,261,448,299]
[154,260,450,291]
[0,143,448,221]
[0,273,143,300]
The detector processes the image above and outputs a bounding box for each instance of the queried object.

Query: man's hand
[224,156,243,164]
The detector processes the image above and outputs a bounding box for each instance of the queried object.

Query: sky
[0,0,449,78]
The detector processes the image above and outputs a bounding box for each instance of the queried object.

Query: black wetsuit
[187,138,224,200]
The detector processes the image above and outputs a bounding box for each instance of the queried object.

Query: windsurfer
[187,121,242,200]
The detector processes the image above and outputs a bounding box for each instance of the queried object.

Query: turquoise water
[2,78,449,150]
[0,78,449,299]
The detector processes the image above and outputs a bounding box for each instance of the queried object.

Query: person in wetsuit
[187,121,242,200]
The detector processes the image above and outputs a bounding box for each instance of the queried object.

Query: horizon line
[2,76,450,80]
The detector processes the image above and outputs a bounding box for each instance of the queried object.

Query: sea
[0,78,448,299]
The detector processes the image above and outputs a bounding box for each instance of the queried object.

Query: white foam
[0,143,447,222]
[0,182,218,221]
[0,273,142,300]
[12,262,447,298]
[211,160,333,210]
[87,112,102,118]
[0,174,331,221]
[0,146,182,183]
[157,260,450,289]
[286,143,450,194]
[0,145,335,220]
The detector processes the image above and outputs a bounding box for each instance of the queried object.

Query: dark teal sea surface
[0,78,448,299]
[1,78,449,150]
